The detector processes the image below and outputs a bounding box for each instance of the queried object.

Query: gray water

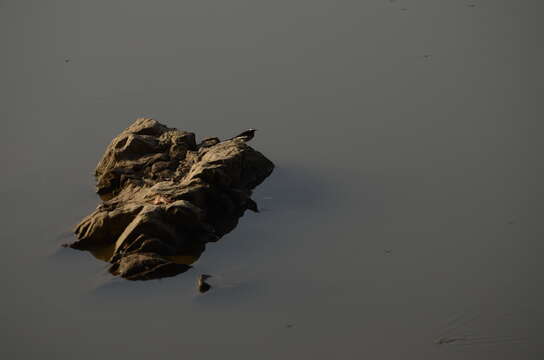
[1,1,542,359]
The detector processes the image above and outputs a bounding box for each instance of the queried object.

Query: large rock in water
[66,118,274,280]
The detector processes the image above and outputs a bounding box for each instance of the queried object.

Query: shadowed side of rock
[66,118,274,280]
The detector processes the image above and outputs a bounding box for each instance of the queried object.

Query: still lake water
[1,1,542,359]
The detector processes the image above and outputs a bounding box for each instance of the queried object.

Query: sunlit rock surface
[66,118,274,280]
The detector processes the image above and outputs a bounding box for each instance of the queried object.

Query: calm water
[1,1,542,359]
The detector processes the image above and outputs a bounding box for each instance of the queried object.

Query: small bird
[231,129,257,142]
[197,274,212,293]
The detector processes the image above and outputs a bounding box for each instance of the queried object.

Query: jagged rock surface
[67,118,274,280]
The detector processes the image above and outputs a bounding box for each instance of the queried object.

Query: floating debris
[197,274,212,293]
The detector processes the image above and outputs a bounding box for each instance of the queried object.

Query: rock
[198,137,220,149]
[66,118,274,280]
[109,253,192,281]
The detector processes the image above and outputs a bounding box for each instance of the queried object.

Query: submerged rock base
[66,118,274,280]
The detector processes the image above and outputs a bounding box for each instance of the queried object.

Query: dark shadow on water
[63,163,339,286]
[253,164,341,212]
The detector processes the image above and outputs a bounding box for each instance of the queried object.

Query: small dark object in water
[198,274,212,293]
[435,337,464,345]
[467,4,476,7]
[423,54,432,59]
[435,335,526,346]
[286,324,294,329]
[231,129,257,142]
[65,58,70,63]
[384,249,392,255]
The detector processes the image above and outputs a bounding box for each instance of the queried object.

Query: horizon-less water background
[1,1,542,359]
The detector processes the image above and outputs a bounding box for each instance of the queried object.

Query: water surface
[1,1,542,359]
